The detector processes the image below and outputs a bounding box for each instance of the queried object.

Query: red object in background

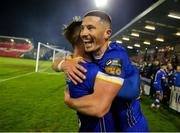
[0,50,22,57]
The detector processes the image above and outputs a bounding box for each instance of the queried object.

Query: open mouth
[83,40,93,47]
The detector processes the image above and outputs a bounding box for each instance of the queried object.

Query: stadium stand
[111,0,180,112]
[0,35,33,57]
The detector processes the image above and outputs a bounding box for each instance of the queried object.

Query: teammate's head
[167,62,173,70]
[160,63,167,70]
[63,18,82,48]
[80,10,112,53]
[63,17,91,58]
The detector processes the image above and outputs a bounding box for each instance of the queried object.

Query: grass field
[0,56,180,132]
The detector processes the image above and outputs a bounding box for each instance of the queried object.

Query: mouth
[83,39,94,47]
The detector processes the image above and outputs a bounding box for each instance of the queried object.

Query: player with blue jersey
[61,18,116,132]
[151,63,168,108]
[67,63,116,132]
[63,11,149,132]
[94,41,148,131]
[171,65,180,87]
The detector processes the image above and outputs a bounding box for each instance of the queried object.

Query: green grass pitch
[0,56,180,132]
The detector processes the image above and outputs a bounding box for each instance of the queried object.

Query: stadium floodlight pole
[35,42,41,72]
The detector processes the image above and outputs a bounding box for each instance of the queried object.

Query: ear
[104,28,112,40]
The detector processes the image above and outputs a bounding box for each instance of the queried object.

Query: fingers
[74,68,86,80]
[68,73,78,85]
[79,58,86,64]
[69,71,83,84]
[76,64,87,73]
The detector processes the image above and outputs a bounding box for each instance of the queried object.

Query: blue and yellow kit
[172,72,180,87]
[66,62,116,132]
[95,41,149,132]
[153,69,168,92]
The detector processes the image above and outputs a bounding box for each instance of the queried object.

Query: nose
[80,27,88,39]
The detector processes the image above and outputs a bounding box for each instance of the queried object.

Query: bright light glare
[95,0,108,8]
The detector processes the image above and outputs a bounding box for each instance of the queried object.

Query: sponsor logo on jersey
[105,59,122,75]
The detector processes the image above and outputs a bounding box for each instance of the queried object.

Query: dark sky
[0,0,158,50]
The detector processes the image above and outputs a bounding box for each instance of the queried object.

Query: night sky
[0,0,158,50]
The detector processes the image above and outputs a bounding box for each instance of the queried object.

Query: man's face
[167,63,173,70]
[80,16,110,53]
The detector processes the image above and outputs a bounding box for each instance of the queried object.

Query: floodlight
[131,32,139,37]
[176,32,180,36]
[168,12,180,20]
[94,0,108,8]
[143,41,150,45]
[155,38,164,42]
[145,25,155,30]
[116,40,122,44]
[127,46,133,49]
[134,44,141,47]
[122,37,130,41]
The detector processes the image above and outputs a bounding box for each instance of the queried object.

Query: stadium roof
[0,35,32,45]
[111,0,180,50]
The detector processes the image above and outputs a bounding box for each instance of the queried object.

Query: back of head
[84,10,112,28]
[63,17,82,46]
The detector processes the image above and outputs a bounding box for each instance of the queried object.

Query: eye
[87,25,95,30]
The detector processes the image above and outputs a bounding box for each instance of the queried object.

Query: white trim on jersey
[96,71,124,86]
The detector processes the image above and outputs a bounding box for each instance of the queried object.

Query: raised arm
[52,58,64,72]
[52,57,87,85]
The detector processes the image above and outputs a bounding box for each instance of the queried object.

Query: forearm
[52,58,64,72]
[65,94,109,118]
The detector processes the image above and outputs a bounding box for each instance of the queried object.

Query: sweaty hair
[84,10,112,28]
[63,21,82,46]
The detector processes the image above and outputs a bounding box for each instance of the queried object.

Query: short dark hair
[161,62,167,66]
[84,10,112,27]
[63,20,82,45]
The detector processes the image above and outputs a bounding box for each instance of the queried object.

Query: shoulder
[108,41,127,52]
[80,62,99,70]
[105,41,128,58]
[80,62,99,76]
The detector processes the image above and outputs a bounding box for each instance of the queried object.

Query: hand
[62,57,87,85]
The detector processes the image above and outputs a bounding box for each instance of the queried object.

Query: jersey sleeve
[117,64,140,99]
[67,63,99,98]
[153,71,162,90]
[100,49,140,99]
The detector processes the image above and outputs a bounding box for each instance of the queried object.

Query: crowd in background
[131,53,180,109]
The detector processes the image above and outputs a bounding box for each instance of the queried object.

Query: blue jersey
[66,62,116,132]
[172,72,180,87]
[153,69,168,91]
[95,41,149,132]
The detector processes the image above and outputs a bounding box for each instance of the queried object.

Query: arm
[117,65,140,99]
[52,56,87,85]
[52,58,64,72]
[64,72,123,118]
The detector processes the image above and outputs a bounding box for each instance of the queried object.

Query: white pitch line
[0,72,35,83]
[38,71,64,75]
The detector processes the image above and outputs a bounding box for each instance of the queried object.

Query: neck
[93,40,109,59]
[73,46,91,61]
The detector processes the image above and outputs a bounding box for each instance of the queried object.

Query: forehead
[82,16,101,26]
